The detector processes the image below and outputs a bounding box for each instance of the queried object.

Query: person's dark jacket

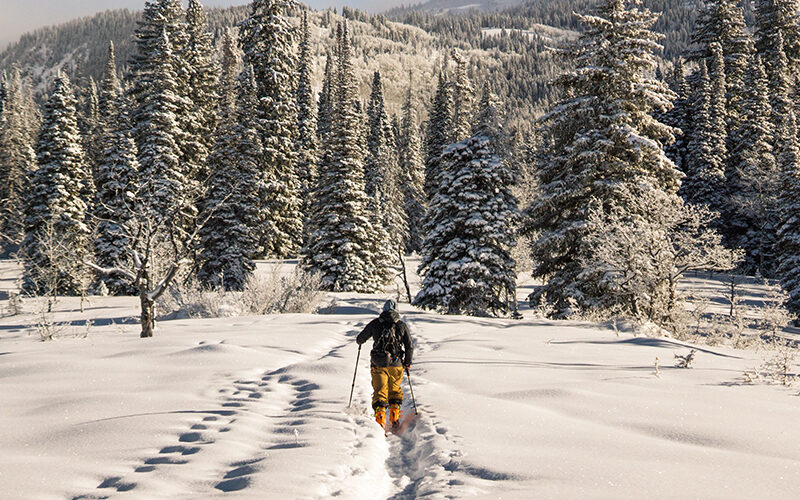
[356,310,413,368]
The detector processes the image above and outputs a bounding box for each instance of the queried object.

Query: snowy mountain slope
[0,6,439,114]
[385,0,524,14]
[2,261,800,498]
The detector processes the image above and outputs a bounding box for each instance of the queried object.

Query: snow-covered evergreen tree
[524,0,682,317]
[414,119,519,317]
[98,41,120,122]
[366,71,409,256]
[317,50,334,144]
[682,49,727,218]
[767,33,794,141]
[129,1,195,237]
[239,0,303,258]
[21,73,91,295]
[450,49,474,142]
[776,110,800,316]
[136,29,190,229]
[398,84,426,254]
[305,22,387,292]
[296,10,318,216]
[424,72,453,201]
[728,54,775,272]
[197,63,262,291]
[185,0,219,185]
[0,67,36,252]
[663,58,689,174]
[93,91,139,295]
[472,82,508,157]
[755,0,800,70]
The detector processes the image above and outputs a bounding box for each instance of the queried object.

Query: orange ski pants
[371,366,403,409]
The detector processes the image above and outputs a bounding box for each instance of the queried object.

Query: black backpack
[372,316,404,363]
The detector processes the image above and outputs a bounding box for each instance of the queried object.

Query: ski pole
[348,344,361,408]
[405,366,419,415]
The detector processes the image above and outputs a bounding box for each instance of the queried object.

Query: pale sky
[0,1,407,49]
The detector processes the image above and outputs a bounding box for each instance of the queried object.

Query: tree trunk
[397,247,412,303]
[140,290,154,338]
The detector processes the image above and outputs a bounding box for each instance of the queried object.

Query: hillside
[0,5,561,125]
[2,259,800,498]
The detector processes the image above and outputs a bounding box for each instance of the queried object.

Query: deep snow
[1,261,800,499]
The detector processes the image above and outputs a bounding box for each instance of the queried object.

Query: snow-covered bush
[157,277,238,320]
[241,267,323,315]
[157,267,323,319]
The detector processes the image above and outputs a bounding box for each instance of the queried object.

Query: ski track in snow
[383,324,506,499]
[68,316,483,500]
[68,318,446,499]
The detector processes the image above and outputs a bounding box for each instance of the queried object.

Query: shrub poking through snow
[157,267,324,319]
[674,349,696,368]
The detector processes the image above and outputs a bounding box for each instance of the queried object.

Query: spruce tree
[136,29,189,229]
[663,58,689,174]
[424,72,453,201]
[21,73,91,295]
[98,41,120,122]
[305,22,386,292]
[398,84,426,254]
[682,49,727,218]
[0,67,36,252]
[93,92,139,295]
[767,33,793,140]
[317,50,334,144]
[525,0,682,317]
[366,71,409,254]
[414,113,519,317]
[776,110,800,316]
[239,0,303,258]
[129,0,194,236]
[197,65,261,290]
[450,49,474,142]
[185,0,220,184]
[296,10,318,226]
[728,54,775,268]
[755,0,800,70]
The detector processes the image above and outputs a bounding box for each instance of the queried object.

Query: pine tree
[450,48,474,142]
[767,33,793,140]
[424,72,453,201]
[129,0,194,236]
[93,91,139,295]
[21,73,91,295]
[686,0,751,184]
[98,41,120,122]
[414,116,519,316]
[296,10,318,226]
[728,54,775,269]
[366,71,409,254]
[398,84,426,254]
[81,79,103,187]
[136,29,189,229]
[663,58,689,174]
[524,0,682,317]
[185,0,220,184]
[682,49,727,218]
[776,110,800,316]
[305,22,386,292]
[197,65,261,290]
[239,0,303,258]
[317,50,334,144]
[0,67,36,252]
[755,0,800,70]
[472,81,508,155]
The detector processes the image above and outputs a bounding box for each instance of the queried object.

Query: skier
[356,299,413,431]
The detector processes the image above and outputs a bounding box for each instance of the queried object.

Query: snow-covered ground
[2,261,800,499]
